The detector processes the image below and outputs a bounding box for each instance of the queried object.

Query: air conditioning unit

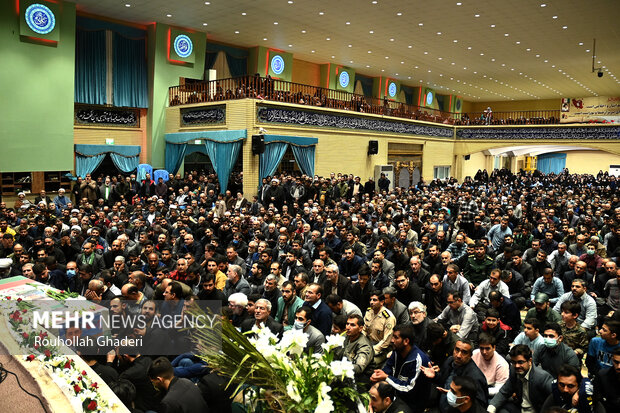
[374,165,394,191]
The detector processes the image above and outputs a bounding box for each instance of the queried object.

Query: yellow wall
[465,99,560,113]
[564,151,620,174]
[461,151,488,179]
[291,59,321,87]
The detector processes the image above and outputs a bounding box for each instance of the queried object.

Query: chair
[137,164,153,181]
[153,169,170,183]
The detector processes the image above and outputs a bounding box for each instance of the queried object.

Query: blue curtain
[113,33,148,108]
[204,140,242,193]
[137,164,153,181]
[291,145,315,177]
[259,142,289,183]
[76,154,106,178]
[75,29,106,105]
[537,153,566,174]
[165,144,188,175]
[110,153,139,173]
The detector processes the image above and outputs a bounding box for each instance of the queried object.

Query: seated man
[424,322,458,368]
[240,298,283,338]
[488,345,553,413]
[586,319,620,375]
[471,333,509,397]
[524,293,562,327]
[370,324,431,412]
[293,306,325,354]
[533,322,580,377]
[443,376,487,413]
[341,314,374,383]
[540,364,595,413]
[470,269,509,321]
[435,292,479,342]
[368,381,413,413]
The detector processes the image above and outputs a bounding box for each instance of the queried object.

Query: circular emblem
[388,82,397,97]
[271,55,285,75]
[174,35,193,58]
[339,71,350,88]
[426,91,434,105]
[456,99,462,111]
[25,4,55,35]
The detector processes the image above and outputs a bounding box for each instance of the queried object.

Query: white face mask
[293,320,306,330]
[446,391,466,408]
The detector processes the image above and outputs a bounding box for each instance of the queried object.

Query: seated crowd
[0,167,619,413]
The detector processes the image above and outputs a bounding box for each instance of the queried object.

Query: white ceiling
[70,0,620,102]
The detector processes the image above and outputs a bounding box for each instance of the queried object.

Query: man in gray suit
[487,344,553,413]
[294,306,325,354]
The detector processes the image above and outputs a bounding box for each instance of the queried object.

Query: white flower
[278,329,309,356]
[330,359,355,379]
[286,383,302,403]
[315,394,334,413]
[321,334,345,353]
[319,382,331,398]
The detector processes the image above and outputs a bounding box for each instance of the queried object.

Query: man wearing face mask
[487,345,553,413]
[532,323,580,377]
[444,376,487,413]
[293,306,325,354]
[540,365,595,413]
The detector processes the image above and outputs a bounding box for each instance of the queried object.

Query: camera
[598,69,603,78]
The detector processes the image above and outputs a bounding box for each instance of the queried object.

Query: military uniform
[343,333,375,379]
[560,321,589,358]
[464,255,496,285]
[363,306,396,365]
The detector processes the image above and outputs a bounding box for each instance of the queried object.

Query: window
[434,166,451,180]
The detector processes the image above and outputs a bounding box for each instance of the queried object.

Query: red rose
[73,384,81,393]
[6,296,11,300]
[60,290,65,294]
[91,382,98,389]
[17,298,22,302]
[21,309,27,313]
[26,355,35,361]
[44,350,51,357]
[87,400,97,411]
[34,344,39,350]
[81,370,87,376]
[64,361,71,369]
[22,332,29,339]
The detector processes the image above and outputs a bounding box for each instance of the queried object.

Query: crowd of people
[0,166,619,413]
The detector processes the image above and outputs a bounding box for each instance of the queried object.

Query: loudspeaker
[252,135,265,155]
[368,140,378,155]
[464,154,471,160]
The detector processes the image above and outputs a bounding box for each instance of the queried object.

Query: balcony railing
[168,75,562,126]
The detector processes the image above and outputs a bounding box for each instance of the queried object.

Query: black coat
[160,377,209,413]
[490,365,553,413]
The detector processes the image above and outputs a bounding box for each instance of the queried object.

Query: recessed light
[346,21,350,25]
[204,1,210,4]
[385,56,389,59]
[480,53,484,56]
[544,59,548,62]
[241,12,246,15]
[490,24,495,28]
[326,37,330,40]
[415,66,419,69]
[578,42,583,46]
[288,0,293,3]
[437,32,442,35]
[369,30,374,34]
[390,38,395,41]
[418,23,423,26]
[395,73,399,76]
[311,50,315,53]
[408,76,411,79]
[263,37,267,41]
[397,12,402,16]
[381,69,385,72]
[125,4,131,7]
[428,70,432,72]
[348,44,352,47]
[274,22,278,25]
[535,54,540,57]
[504,33,509,36]
[456,2,462,5]
[400,61,404,64]
[453,39,458,43]
[491,58,495,61]
[166,14,172,17]
[424,51,428,54]
[585,49,590,52]
[366,65,370,67]
[301,30,306,33]
[368,50,372,53]
[540,3,546,7]
[319,11,324,15]
[516,41,520,44]
[331,55,335,58]
[235,30,239,34]
[371,0,377,3]
[562,26,567,29]
[203,23,208,26]
[526,48,531,51]
[350,60,353,63]
[408,45,413,48]
[552,15,558,19]
[438,57,443,60]
[288,44,293,47]
[467,46,472,50]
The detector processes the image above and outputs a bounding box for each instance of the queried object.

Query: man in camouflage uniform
[342,314,375,383]
[558,300,589,359]
[464,241,496,287]
[363,290,396,366]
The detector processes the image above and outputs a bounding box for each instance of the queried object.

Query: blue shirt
[588,337,620,371]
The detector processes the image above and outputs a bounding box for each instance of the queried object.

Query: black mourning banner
[75,106,139,127]
[180,106,226,126]
[256,105,454,138]
[456,126,620,140]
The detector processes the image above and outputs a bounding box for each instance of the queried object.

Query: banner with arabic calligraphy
[560,96,620,123]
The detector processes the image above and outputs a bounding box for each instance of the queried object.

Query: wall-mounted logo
[25,3,55,35]
[455,99,461,111]
[271,55,285,75]
[388,82,397,98]
[426,91,434,105]
[339,71,350,88]
[173,35,193,58]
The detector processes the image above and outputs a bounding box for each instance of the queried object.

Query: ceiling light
[428,70,432,72]
[415,66,419,69]
[348,44,352,47]
[585,49,590,52]
[235,30,239,34]
[526,48,531,51]
[390,38,395,41]
[438,57,443,60]
[369,30,374,34]
[418,23,423,26]
[331,55,335,58]
[241,12,246,15]
[381,69,384,72]
[535,54,540,57]
[203,23,208,26]
[288,44,292,47]
[424,51,428,54]
[504,33,509,36]
[371,0,377,3]
[475,14,480,17]
[437,32,442,35]
[385,56,389,59]
[453,39,458,43]
[456,2,462,5]
[490,24,495,28]
[366,65,370,67]
[401,61,404,64]
[274,21,278,25]
[540,3,546,6]
[516,41,521,44]
[204,1,210,4]
[562,26,567,29]
[350,60,353,63]
[552,15,558,19]
[319,11,324,15]
[368,50,372,53]
[397,12,402,16]
[480,53,484,56]
[311,50,315,53]
[288,0,293,3]
[346,21,350,25]
[263,37,267,40]
[301,30,306,33]
[408,45,413,48]
[125,4,131,7]
[491,58,495,61]
[326,37,330,40]
[467,46,472,50]
[395,73,399,76]
[408,76,411,79]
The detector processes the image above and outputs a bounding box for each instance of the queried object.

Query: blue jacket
[305,300,332,336]
[382,345,431,408]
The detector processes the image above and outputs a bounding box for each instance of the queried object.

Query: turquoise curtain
[402,85,415,105]
[537,153,566,174]
[165,144,188,175]
[76,154,106,178]
[75,29,106,105]
[113,33,148,108]
[110,153,139,173]
[204,140,243,193]
[291,145,315,177]
[137,164,153,181]
[227,56,247,77]
[259,142,289,183]
[356,74,374,97]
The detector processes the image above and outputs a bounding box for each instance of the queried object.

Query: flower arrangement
[193,315,367,413]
